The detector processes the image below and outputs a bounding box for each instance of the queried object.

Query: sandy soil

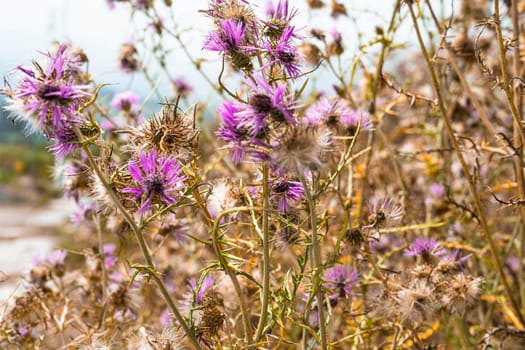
[0,196,75,302]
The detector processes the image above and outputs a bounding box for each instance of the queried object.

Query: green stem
[301,176,327,350]
[254,164,271,341]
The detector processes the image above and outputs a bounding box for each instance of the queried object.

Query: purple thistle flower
[172,76,194,99]
[364,197,404,229]
[339,109,372,132]
[263,26,302,78]
[7,43,90,136]
[203,19,247,53]
[439,249,471,272]
[111,91,140,112]
[264,0,299,38]
[160,308,173,327]
[103,243,117,269]
[71,200,96,224]
[48,121,81,159]
[425,182,446,206]
[188,276,215,306]
[216,101,254,163]
[17,326,30,337]
[122,149,187,215]
[270,177,304,213]
[323,265,358,299]
[405,237,447,262]
[47,249,67,266]
[304,97,372,132]
[429,182,445,198]
[237,74,297,136]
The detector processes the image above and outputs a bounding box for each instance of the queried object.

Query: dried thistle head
[298,42,322,66]
[128,327,183,350]
[307,0,324,9]
[343,228,365,249]
[196,292,225,342]
[440,274,482,316]
[129,103,199,164]
[272,124,332,175]
[208,0,257,33]
[118,43,140,73]
[396,281,437,325]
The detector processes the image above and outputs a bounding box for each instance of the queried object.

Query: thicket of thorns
[2,0,525,349]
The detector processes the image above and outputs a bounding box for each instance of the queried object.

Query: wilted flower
[327,28,344,56]
[364,197,404,229]
[118,43,139,73]
[272,124,332,175]
[397,282,436,325]
[440,274,482,316]
[122,149,186,215]
[129,104,199,163]
[274,225,299,249]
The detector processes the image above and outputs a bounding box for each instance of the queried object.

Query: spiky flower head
[216,100,252,163]
[111,91,140,112]
[364,197,404,229]
[236,74,297,137]
[264,0,299,40]
[205,0,256,30]
[323,265,358,300]
[270,177,304,213]
[263,25,302,78]
[204,19,247,53]
[397,281,437,325]
[129,103,199,164]
[405,237,447,264]
[6,43,91,137]
[440,274,482,316]
[122,149,186,215]
[304,97,372,133]
[203,18,253,70]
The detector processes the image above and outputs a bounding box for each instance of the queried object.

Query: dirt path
[0,197,76,301]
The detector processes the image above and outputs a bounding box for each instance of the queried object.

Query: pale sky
[0,0,415,100]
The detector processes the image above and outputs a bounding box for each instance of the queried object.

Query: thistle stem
[210,206,262,345]
[301,175,327,350]
[254,164,271,342]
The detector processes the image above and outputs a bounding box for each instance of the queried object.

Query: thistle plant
[2,0,525,349]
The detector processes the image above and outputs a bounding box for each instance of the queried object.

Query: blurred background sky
[0,0,419,100]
